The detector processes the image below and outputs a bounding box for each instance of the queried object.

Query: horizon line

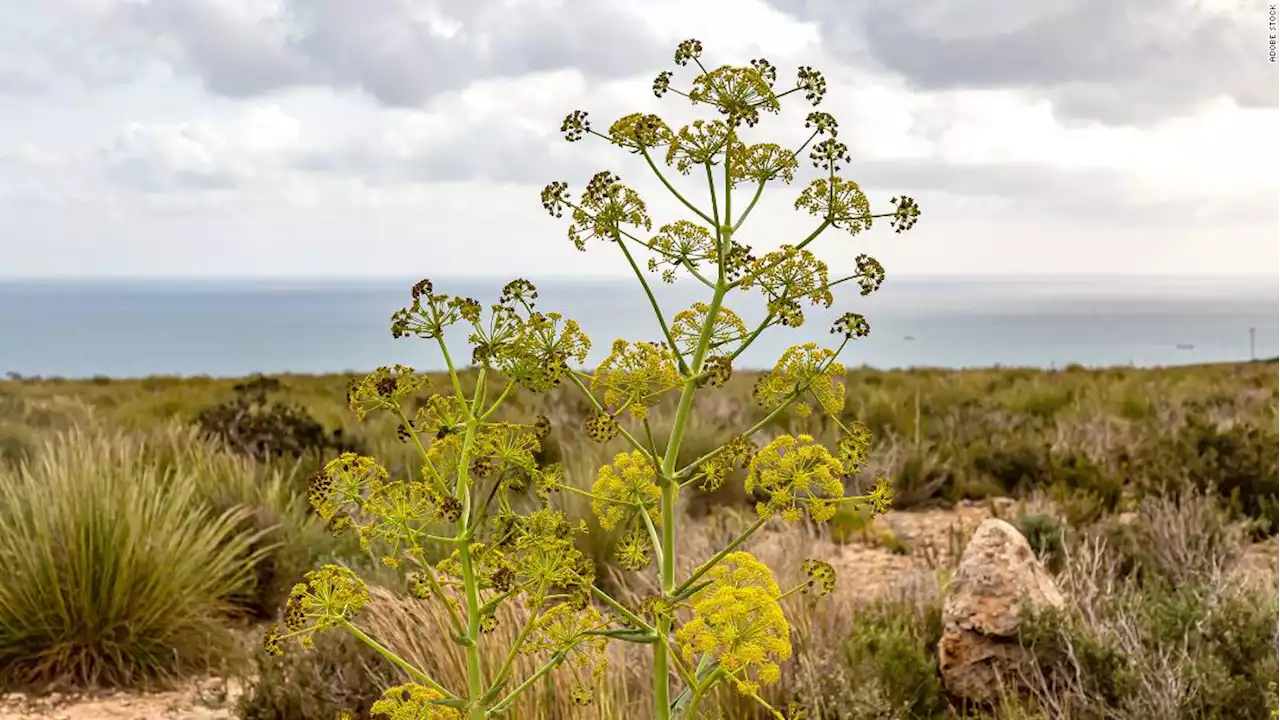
[3,272,1278,283]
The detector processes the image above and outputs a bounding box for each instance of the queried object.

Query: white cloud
[0,0,1275,279]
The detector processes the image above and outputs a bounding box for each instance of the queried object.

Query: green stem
[733,181,765,232]
[487,652,566,717]
[437,336,466,400]
[483,583,547,702]
[591,585,655,633]
[653,232,730,720]
[341,619,455,700]
[479,378,516,422]
[673,515,768,597]
[616,231,689,375]
[456,417,486,719]
[640,146,715,226]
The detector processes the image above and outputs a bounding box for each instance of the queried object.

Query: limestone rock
[938,518,1064,703]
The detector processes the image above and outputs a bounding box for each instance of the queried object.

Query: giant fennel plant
[266,39,920,720]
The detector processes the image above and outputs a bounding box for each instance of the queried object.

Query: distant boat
[903,335,915,341]
[1175,343,1195,350]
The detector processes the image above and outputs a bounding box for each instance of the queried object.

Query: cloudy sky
[1,0,1276,279]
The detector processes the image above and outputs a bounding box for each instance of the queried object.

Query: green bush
[195,374,362,466]
[235,630,388,720]
[843,602,946,718]
[0,427,268,687]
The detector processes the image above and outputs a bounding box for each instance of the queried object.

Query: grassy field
[0,361,1276,719]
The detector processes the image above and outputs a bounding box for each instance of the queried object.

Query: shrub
[0,427,268,688]
[236,629,388,720]
[195,374,362,465]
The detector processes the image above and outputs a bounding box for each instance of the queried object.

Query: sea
[0,276,1276,379]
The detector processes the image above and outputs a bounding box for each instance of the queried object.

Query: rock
[938,518,1064,703]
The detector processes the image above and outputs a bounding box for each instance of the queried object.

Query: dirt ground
[0,677,246,720]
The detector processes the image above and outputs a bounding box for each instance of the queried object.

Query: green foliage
[839,600,948,719]
[236,630,389,720]
[195,374,363,465]
[1014,511,1066,572]
[0,427,268,688]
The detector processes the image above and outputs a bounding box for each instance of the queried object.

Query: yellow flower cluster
[264,564,370,655]
[525,603,611,705]
[794,177,873,236]
[687,65,781,127]
[675,552,792,695]
[346,365,428,420]
[745,434,843,522]
[752,343,846,418]
[368,683,460,720]
[591,339,682,420]
[591,450,663,532]
[740,247,834,327]
[671,302,748,357]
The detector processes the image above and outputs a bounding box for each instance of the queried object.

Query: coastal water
[0,276,1275,379]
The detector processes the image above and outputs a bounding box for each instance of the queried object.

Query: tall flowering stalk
[267,39,920,720]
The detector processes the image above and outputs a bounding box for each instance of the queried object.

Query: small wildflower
[309,453,390,523]
[808,137,851,173]
[688,65,780,127]
[346,365,427,420]
[267,565,370,653]
[804,111,838,137]
[854,254,886,296]
[796,66,827,105]
[701,355,732,388]
[525,603,610,705]
[868,471,894,515]
[891,196,921,233]
[699,434,756,490]
[674,38,703,66]
[616,527,654,570]
[591,450,663,533]
[533,414,551,439]
[541,181,570,218]
[652,70,674,97]
[752,343,846,418]
[729,142,799,186]
[666,119,732,175]
[740,247,834,324]
[608,113,674,153]
[671,302,747,356]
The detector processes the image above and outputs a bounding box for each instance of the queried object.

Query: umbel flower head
[675,552,792,696]
[369,683,460,720]
[264,564,370,655]
[746,434,844,522]
[591,450,672,568]
[525,603,611,706]
[752,343,847,419]
[591,339,682,420]
[346,365,428,420]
